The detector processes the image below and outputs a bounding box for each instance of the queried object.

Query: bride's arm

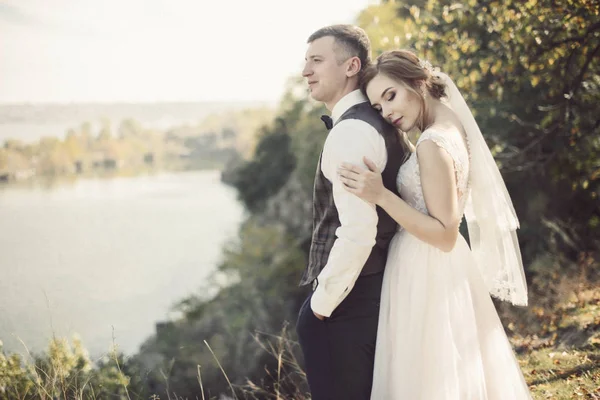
[338,140,461,252]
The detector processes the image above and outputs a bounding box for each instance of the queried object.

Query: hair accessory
[418,58,433,72]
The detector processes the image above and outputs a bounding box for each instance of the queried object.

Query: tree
[230,118,297,212]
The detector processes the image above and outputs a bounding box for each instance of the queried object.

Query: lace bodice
[397,129,470,217]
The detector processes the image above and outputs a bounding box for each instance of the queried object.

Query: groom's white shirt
[311,89,388,317]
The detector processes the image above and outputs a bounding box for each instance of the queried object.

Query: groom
[295,25,405,399]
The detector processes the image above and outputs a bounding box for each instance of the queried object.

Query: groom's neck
[325,84,360,112]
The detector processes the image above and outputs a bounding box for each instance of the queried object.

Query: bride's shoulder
[420,124,467,148]
[416,124,469,167]
[418,124,453,144]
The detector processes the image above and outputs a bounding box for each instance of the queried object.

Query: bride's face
[366,73,422,132]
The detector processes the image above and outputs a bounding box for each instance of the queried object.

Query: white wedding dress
[371,129,532,399]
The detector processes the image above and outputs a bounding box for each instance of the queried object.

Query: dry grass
[3,290,600,399]
[515,288,600,399]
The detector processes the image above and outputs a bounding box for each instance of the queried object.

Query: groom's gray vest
[300,102,405,286]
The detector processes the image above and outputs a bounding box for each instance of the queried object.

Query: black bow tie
[320,115,333,130]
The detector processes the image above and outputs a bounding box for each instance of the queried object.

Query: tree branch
[571,41,600,97]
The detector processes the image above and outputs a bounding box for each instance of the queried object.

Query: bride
[337,50,532,399]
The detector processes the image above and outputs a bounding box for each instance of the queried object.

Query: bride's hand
[338,157,385,205]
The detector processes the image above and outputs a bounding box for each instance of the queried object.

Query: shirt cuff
[310,281,348,317]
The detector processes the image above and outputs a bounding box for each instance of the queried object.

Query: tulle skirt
[371,231,532,399]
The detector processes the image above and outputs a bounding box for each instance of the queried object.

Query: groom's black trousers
[296,272,383,400]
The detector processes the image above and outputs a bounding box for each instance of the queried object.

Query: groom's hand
[313,311,326,321]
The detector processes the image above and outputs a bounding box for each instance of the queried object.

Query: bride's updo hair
[360,49,447,130]
[361,49,446,99]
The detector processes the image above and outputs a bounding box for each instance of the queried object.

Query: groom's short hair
[307,25,371,70]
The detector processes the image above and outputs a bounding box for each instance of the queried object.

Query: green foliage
[228,118,297,213]
[0,336,140,400]
[135,220,307,399]
[0,107,275,183]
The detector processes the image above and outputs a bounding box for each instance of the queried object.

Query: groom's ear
[346,56,362,78]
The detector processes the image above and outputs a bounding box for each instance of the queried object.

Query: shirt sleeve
[310,118,388,317]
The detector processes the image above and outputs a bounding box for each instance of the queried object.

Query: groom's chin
[308,90,323,102]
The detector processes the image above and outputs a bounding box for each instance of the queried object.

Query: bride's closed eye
[372,92,396,114]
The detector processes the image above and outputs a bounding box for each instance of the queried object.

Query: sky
[0,0,375,104]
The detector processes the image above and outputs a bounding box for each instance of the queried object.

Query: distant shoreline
[0,101,275,144]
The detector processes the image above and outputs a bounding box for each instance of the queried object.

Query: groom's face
[302,36,350,105]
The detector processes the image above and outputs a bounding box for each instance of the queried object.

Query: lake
[0,170,244,357]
